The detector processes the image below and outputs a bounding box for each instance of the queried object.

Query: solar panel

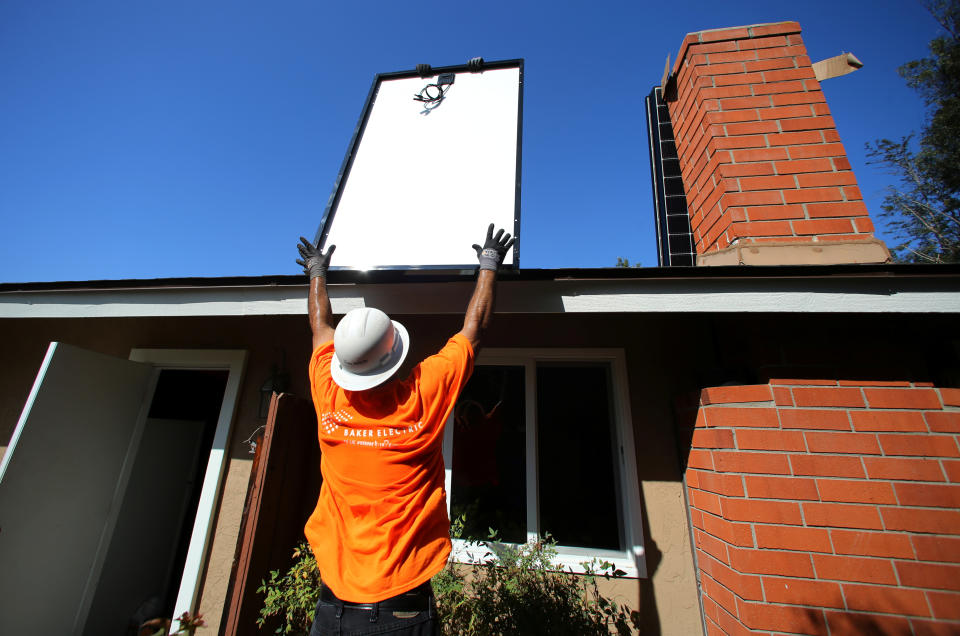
[315,60,523,270]
[645,86,695,267]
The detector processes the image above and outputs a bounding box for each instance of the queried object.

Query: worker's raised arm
[297,237,337,350]
[458,224,515,353]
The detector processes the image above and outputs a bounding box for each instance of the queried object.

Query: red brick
[941,388,960,407]
[817,479,896,504]
[926,590,960,620]
[700,512,755,547]
[751,22,801,37]
[774,158,835,174]
[945,460,960,482]
[714,72,766,87]
[844,185,863,200]
[792,387,864,408]
[865,388,943,410]
[879,434,960,458]
[689,488,723,515]
[851,411,927,432]
[708,49,760,64]
[826,611,913,635]
[699,26,751,43]
[687,449,714,470]
[713,135,769,150]
[735,599,827,634]
[699,61,748,76]
[783,187,845,204]
[768,130,825,146]
[746,204,805,221]
[718,162,773,177]
[897,561,960,591]
[689,470,745,497]
[744,475,819,500]
[895,482,960,508]
[696,529,730,564]
[803,502,883,529]
[796,172,858,189]
[699,552,764,599]
[805,431,881,454]
[833,156,852,170]
[881,507,960,534]
[762,576,844,607]
[926,411,960,433]
[736,429,806,451]
[740,35,791,50]
[738,174,796,190]
[791,454,866,478]
[714,451,792,475]
[773,386,793,406]
[764,68,817,83]
[843,583,931,616]
[840,380,913,387]
[758,104,814,120]
[772,379,840,386]
[701,572,737,615]
[692,428,736,449]
[701,384,773,405]
[865,457,946,482]
[714,608,753,636]
[911,617,960,636]
[780,409,851,430]
[813,553,897,584]
[755,524,832,552]
[831,529,915,559]
[779,115,836,131]
[728,220,794,238]
[728,547,815,576]
[731,146,790,162]
[704,407,779,428]
[793,218,855,235]
[720,497,802,524]
[806,200,870,217]
[722,190,785,206]
[745,57,797,72]
[788,143,847,159]
[726,121,779,136]
[772,91,828,106]
[913,535,960,563]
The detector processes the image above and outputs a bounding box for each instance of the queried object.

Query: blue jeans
[308,583,437,636]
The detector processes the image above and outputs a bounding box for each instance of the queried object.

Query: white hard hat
[331,307,409,391]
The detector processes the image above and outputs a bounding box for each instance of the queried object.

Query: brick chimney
[665,22,890,265]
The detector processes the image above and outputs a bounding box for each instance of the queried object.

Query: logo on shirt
[321,410,425,448]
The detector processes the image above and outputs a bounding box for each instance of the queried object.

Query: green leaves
[432,528,641,635]
[868,0,960,263]
[256,543,321,635]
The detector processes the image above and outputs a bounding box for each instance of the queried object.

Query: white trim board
[128,348,247,623]
[1,278,959,318]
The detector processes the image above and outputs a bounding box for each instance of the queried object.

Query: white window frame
[128,348,247,620]
[442,348,646,578]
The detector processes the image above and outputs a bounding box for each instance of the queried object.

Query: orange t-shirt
[305,333,474,602]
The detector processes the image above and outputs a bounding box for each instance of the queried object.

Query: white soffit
[319,64,521,269]
[2,279,959,317]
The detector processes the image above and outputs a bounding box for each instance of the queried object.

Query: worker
[296,224,515,635]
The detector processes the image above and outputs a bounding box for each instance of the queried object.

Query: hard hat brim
[330,320,409,391]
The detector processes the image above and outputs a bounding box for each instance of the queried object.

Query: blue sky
[0,1,941,281]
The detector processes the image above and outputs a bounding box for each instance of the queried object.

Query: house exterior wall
[666,21,889,265]
[685,381,960,634]
[0,312,706,636]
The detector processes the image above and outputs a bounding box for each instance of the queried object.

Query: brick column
[666,22,890,265]
[685,382,960,634]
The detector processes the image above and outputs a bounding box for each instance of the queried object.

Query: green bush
[258,520,641,635]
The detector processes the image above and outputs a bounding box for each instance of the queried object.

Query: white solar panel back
[316,60,522,269]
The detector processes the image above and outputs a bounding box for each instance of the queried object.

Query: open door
[0,342,157,635]
[224,392,320,636]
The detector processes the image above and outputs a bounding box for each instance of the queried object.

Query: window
[442,349,646,577]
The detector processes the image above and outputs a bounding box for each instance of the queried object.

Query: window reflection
[450,366,526,543]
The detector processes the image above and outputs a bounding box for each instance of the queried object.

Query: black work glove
[472,223,515,271]
[296,237,336,279]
